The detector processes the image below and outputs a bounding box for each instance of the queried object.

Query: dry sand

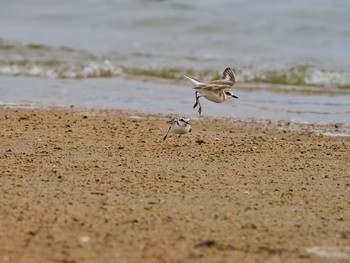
[0,106,349,263]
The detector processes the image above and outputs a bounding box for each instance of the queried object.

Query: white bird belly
[199,90,225,103]
[172,125,191,134]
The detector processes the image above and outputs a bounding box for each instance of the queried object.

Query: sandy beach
[0,106,349,263]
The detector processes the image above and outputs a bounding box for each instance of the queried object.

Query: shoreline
[2,104,350,137]
[1,106,350,262]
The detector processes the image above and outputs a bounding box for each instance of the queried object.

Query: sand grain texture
[1,107,349,263]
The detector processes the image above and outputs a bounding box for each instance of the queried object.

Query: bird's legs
[163,127,171,141]
[193,91,202,115]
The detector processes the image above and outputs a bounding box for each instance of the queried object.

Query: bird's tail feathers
[184,75,203,87]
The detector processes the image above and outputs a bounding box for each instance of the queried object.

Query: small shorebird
[163,117,192,141]
[184,67,238,115]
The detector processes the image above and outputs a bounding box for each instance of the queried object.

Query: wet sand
[1,106,349,263]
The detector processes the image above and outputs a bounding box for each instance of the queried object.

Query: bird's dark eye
[225,91,231,95]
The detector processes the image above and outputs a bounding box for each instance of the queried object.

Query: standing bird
[184,67,238,115]
[163,117,192,141]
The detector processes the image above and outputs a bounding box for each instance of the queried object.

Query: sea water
[0,0,349,125]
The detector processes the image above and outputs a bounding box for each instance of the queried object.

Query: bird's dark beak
[232,94,238,99]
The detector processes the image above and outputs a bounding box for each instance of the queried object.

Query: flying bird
[184,67,238,115]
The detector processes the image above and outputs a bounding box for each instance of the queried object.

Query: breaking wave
[1,39,350,90]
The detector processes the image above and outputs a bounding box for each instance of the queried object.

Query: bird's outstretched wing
[221,67,236,83]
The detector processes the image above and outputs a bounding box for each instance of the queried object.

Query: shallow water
[1,76,349,126]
